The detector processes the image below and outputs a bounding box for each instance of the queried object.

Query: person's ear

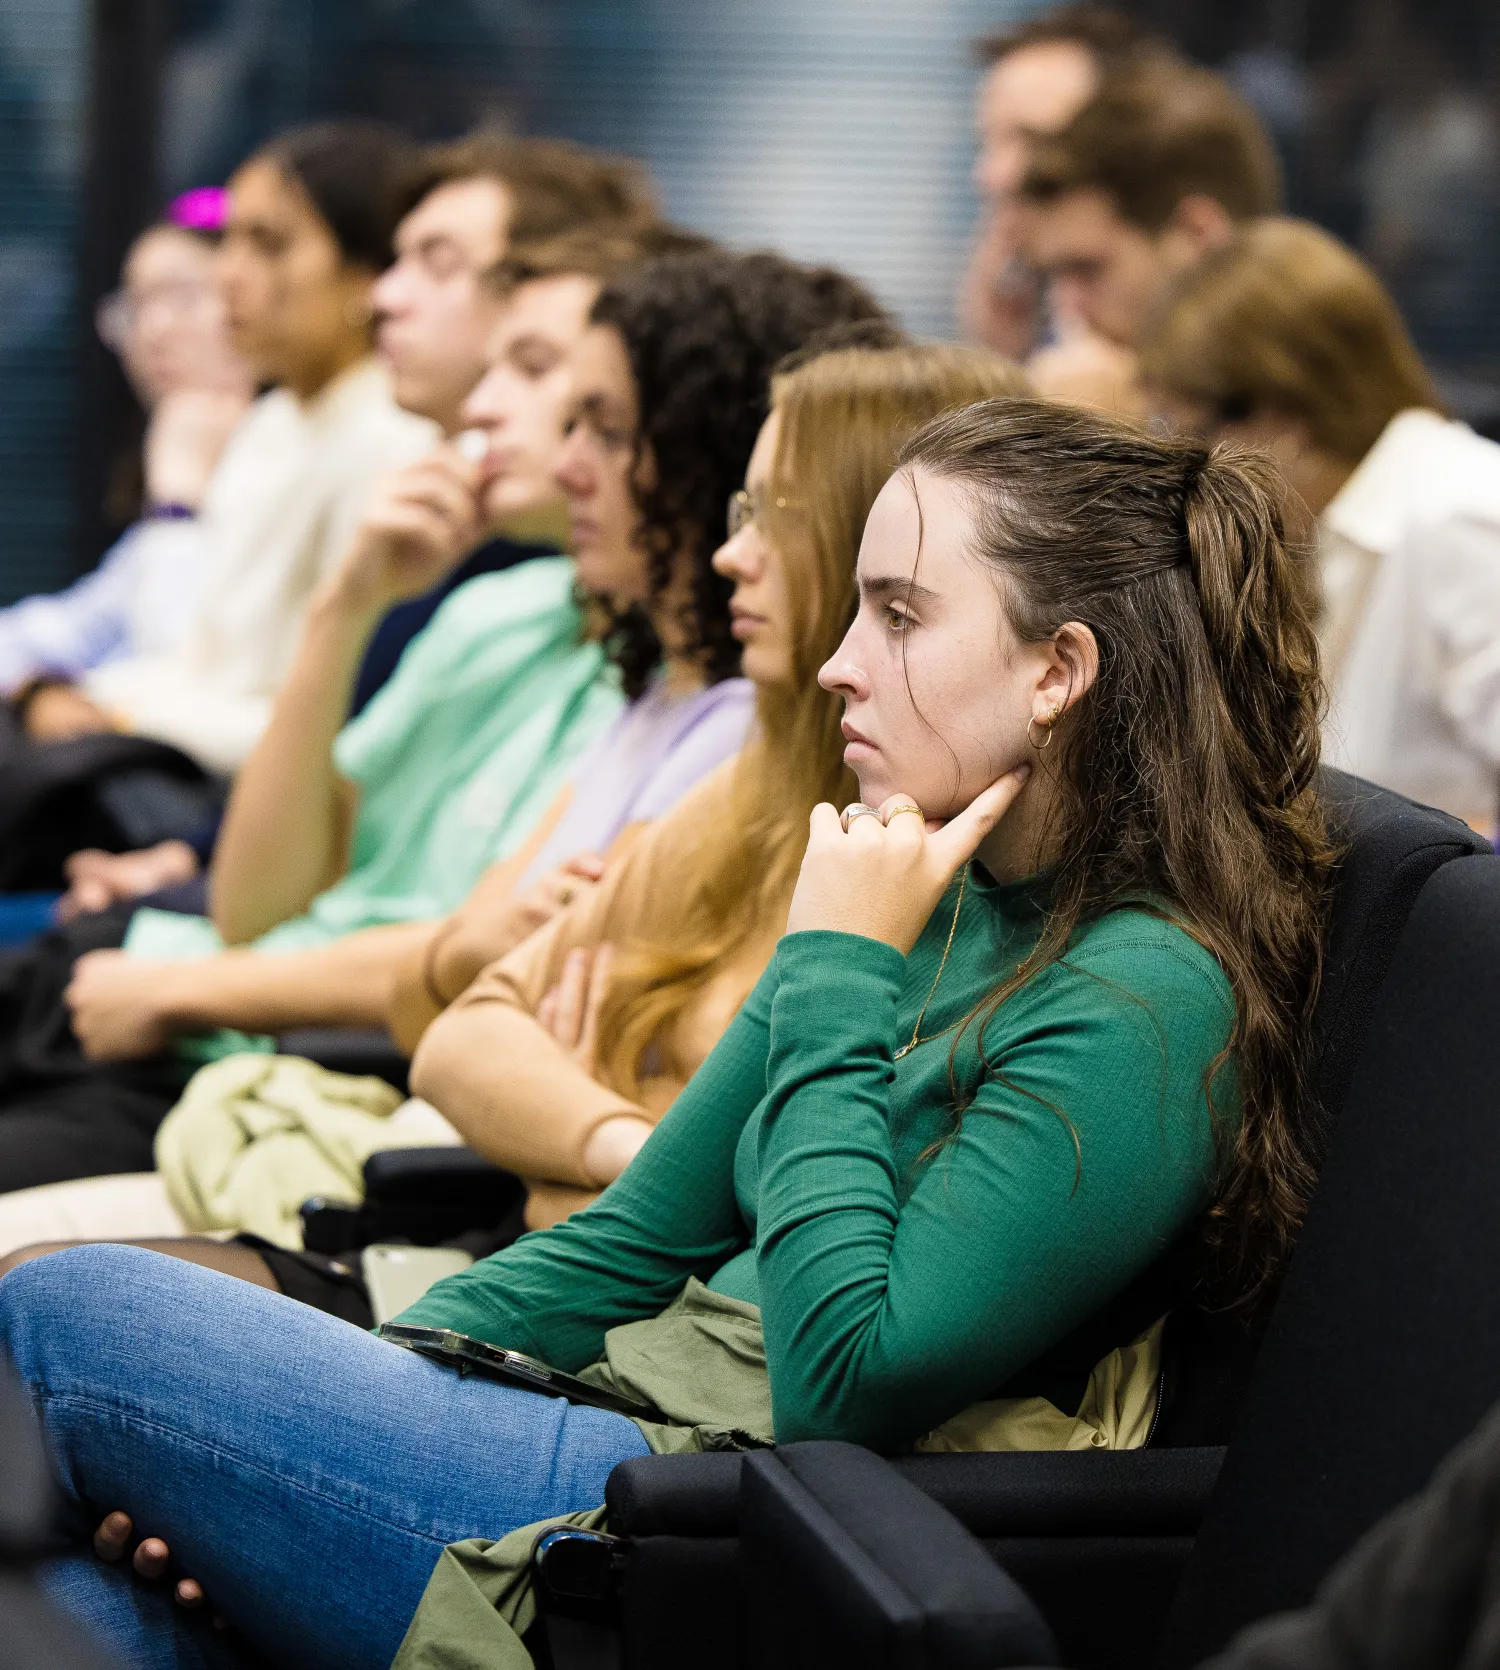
[1034,621,1099,724]
[336,266,379,333]
[1164,194,1235,258]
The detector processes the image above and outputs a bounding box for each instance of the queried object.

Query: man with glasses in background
[0,192,254,746]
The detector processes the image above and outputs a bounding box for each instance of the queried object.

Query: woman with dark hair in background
[0,121,436,1228]
[386,252,902,1041]
[68,119,439,779]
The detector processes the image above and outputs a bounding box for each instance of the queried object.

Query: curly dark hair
[590,250,893,698]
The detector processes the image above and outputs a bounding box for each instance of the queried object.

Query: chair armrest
[889,1445,1225,1536]
[276,1027,409,1093]
[743,1442,1059,1668]
[361,1145,515,1205]
[299,1147,524,1255]
[608,1451,742,1535]
[606,1445,1225,1542]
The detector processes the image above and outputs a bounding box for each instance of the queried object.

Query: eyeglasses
[95,282,221,351]
[727,486,799,539]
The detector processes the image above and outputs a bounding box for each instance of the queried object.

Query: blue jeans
[0,1245,652,1670]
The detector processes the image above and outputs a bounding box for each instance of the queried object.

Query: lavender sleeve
[628,682,756,821]
[0,529,143,697]
[515,680,756,891]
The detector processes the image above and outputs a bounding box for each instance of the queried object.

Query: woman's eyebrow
[860,572,941,607]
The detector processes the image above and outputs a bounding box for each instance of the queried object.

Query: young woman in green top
[0,400,1331,1669]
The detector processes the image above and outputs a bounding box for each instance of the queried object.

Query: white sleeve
[1419,507,1500,770]
[313,412,439,585]
[82,654,272,775]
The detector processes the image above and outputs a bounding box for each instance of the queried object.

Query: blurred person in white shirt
[73,121,439,776]
[1141,216,1500,833]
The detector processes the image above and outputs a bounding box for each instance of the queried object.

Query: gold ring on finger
[840,802,881,833]
[883,802,924,825]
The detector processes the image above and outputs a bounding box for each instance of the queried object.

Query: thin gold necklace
[894,867,968,1060]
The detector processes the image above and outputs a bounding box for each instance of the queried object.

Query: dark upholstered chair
[565,773,1492,1668]
[669,852,1500,1670]
[1157,850,1500,1663]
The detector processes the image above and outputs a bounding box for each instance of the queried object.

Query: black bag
[0,713,224,890]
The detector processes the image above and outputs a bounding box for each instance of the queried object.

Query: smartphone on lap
[378,1321,662,1422]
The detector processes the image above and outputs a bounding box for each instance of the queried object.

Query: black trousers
[0,907,192,1193]
[242,1203,530,1329]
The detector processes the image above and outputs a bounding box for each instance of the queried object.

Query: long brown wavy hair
[900,398,1335,1298]
[593,345,1032,1098]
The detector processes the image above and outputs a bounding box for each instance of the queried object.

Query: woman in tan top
[411,342,1030,1229]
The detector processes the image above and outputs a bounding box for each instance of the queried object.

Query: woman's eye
[884,605,911,634]
[512,350,557,380]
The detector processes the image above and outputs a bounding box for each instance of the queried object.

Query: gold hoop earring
[1027,704,1062,751]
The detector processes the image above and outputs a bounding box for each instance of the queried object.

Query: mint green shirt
[400,868,1236,1452]
[125,558,622,970]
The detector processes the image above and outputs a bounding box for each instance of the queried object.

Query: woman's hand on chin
[786,767,1030,955]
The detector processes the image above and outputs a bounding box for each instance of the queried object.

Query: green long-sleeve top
[398,866,1235,1452]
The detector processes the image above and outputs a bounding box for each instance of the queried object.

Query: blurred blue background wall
[2,0,1499,604]
[0,0,86,601]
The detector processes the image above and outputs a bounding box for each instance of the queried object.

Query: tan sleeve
[452,759,736,1020]
[384,786,573,1056]
[408,760,739,1188]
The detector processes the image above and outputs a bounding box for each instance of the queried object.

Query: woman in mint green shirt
[0,399,1332,1670]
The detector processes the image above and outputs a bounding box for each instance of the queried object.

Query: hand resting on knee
[93,1510,221,1625]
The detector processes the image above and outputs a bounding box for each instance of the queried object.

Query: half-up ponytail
[900,398,1334,1298]
[1189,447,1316,778]
[1182,445,1323,810]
